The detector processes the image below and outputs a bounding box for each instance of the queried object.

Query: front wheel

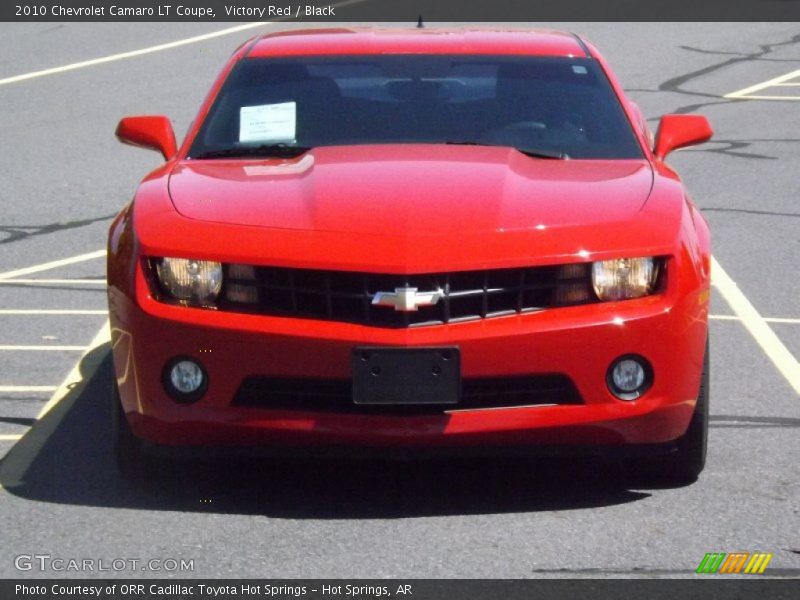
[630,339,709,485]
[111,380,148,477]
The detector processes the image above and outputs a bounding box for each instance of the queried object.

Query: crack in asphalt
[627,33,800,160]
[679,44,800,62]
[0,213,115,244]
[657,33,800,114]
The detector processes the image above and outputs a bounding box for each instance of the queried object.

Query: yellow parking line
[710,315,800,324]
[0,0,371,88]
[0,386,57,393]
[712,257,800,394]
[730,95,800,101]
[0,345,88,351]
[0,322,111,488]
[725,68,800,99]
[0,435,23,441]
[0,24,270,87]
[37,321,110,419]
[0,279,105,285]
[0,309,107,315]
[0,250,106,280]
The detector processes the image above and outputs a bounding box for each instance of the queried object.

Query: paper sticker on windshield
[572,65,588,75]
[239,102,296,143]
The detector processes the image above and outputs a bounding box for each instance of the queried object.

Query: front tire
[111,380,147,477]
[631,338,709,485]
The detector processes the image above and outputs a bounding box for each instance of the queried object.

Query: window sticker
[572,65,588,75]
[239,102,296,143]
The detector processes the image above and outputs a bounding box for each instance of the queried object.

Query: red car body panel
[246,28,589,59]
[108,28,711,452]
[167,150,653,233]
[131,151,685,274]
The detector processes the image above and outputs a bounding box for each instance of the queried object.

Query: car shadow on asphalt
[0,346,717,519]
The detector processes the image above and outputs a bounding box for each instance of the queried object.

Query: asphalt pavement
[0,20,798,578]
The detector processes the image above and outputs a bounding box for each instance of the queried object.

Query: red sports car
[108,28,713,482]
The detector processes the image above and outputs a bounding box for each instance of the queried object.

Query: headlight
[155,258,223,306]
[591,257,659,301]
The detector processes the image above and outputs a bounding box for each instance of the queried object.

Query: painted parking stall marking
[711,257,800,394]
[0,250,109,457]
[0,345,88,351]
[0,279,106,286]
[0,249,106,280]
[37,321,110,420]
[710,315,800,325]
[0,310,107,315]
[0,0,369,87]
[725,69,800,100]
[0,23,269,87]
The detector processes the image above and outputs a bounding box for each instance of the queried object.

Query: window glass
[190,55,643,160]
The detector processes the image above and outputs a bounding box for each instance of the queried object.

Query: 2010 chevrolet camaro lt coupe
[108,28,713,482]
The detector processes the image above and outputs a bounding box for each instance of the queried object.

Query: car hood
[168,145,653,236]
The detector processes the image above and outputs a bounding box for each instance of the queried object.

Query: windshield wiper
[444,141,567,160]
[514,147,569,160]
[192,144,312,160]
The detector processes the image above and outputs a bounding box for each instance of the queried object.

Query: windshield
[188,55,644,160]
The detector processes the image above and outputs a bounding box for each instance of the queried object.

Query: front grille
[232,374,583,416]
[218,263,595,327]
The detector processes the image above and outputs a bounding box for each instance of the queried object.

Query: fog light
[162,357,208,402]
[607,355,652,400]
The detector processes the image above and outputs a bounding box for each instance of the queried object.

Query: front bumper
[109,262,708,451]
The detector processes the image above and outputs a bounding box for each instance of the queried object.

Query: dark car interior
[193,56,643,159]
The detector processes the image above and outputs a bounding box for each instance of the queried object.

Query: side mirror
[115,116,177,160]
[653,114,713,161]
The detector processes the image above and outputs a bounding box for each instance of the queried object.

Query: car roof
[246,27,591,59]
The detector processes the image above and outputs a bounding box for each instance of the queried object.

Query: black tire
[111,380,148,477]
[630,338,709,485]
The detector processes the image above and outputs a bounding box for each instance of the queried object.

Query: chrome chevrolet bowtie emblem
[372,287,443,312]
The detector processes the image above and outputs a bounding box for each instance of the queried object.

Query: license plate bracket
[352,347,461,405]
